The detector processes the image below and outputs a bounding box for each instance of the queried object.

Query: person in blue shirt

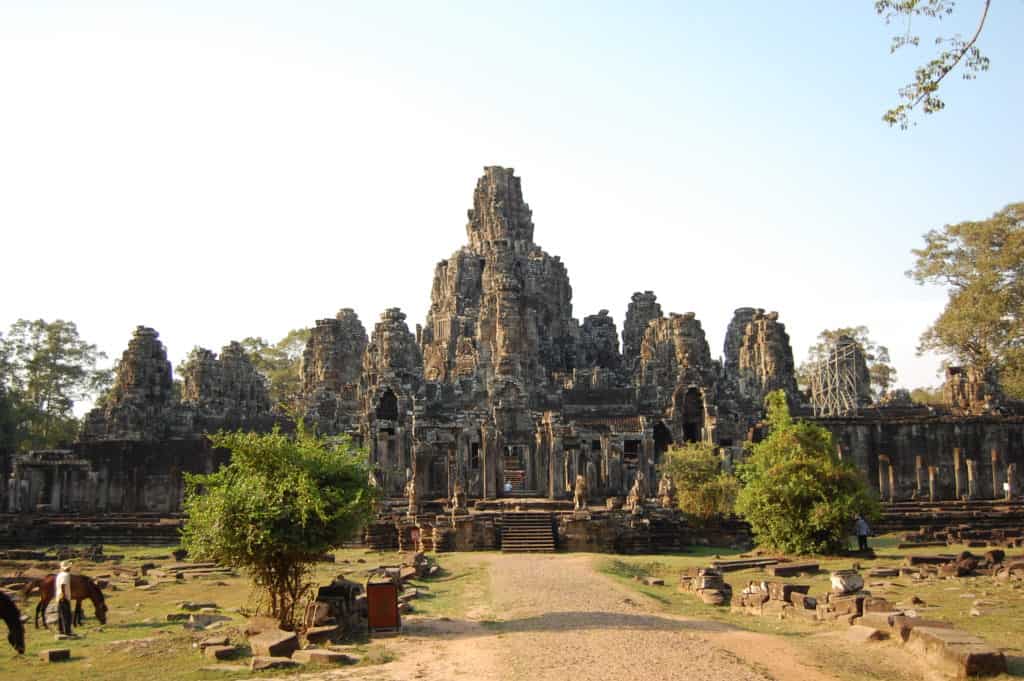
[854,515,871,551]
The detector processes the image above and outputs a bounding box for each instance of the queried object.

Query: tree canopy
[181,427,376,627]
[908,202,1024,398]
[239,328,310,410]
[735,391,879,554]
[797,326,898,399]
[0,320,111,451]
[876,0,991,129]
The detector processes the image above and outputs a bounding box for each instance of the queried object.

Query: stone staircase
[501,512,556,552]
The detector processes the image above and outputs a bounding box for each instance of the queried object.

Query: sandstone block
[203,645,237,660]
[292,649,356,665]
[249,629,298,658]
[846,624,888,642]
[767,582,809,603]
[40,649,70,662]
[249,656,299,671]
[198,635,229,649]
[305,624,341,645]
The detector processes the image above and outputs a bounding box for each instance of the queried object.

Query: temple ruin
[2,167,1022,550]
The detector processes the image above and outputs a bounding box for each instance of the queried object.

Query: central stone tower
[421,167,578,403]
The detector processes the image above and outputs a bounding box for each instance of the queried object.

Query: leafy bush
[660,442,740,523]
[182,427,376,627]
[735,391,879,554]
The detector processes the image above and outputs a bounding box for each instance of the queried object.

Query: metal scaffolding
[808,341,862,417]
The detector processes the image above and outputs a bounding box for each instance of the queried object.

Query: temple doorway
[680,388,703,443]
[653,422,672,463]
[376,389,398,421]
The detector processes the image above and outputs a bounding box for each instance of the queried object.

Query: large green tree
[876,0,991,129]
[909,202,1024,398]
[797,326,898,399]
[735,391,879,554]
[0,320,111,450]
[181,427,375,627]
[239,328,310,410]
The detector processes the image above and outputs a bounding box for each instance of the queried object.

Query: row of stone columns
[878,447,1019,502]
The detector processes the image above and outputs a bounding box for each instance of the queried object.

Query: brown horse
[0,592,25,654]
[27,574,107,629]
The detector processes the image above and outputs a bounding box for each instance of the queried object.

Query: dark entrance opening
[376,389,398,421]
[681,388,703,443]
[653,422,672,463]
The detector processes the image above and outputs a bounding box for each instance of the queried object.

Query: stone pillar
[877,455,888,501]
[953,448,962,500]
[1007,463,1018,501]
[551,435,565,499]
[642,433,655,485]
[991,448,1000,500]
[915,455,924,498]
[51,466,62,511]
[966,458,978,500]
[928,466,937,502]
[836,444,843,461]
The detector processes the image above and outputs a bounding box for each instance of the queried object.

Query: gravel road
[243,553,853,681]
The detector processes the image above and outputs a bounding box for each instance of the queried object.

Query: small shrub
[660,442,739,523]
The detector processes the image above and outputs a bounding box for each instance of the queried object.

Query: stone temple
[3,167,1022,549]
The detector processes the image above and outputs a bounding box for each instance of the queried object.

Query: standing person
[55,560,73,636]
[854,514,871,552]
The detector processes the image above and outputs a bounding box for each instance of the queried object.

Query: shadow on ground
[399,610,736,640]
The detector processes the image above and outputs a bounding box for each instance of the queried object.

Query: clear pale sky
[2,2,1021,399]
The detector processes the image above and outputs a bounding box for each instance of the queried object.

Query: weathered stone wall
[578,310,622,373]
[180,342,270,425]
[819,416,1024,501]
[729,308,799,408]
[75,439,227,513]
[300,309,368,433]
[622,291,662,378]
[82,326,176,441]
[944,365,1003,416]
[421,166,578,401]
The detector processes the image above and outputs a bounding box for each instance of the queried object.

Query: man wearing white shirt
[55,560,73,635]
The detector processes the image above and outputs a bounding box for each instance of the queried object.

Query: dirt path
[244,553,918,681]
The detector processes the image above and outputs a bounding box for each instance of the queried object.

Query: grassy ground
[0,545,424,681]
[600,534,1024,680]
[3,538,1022,681]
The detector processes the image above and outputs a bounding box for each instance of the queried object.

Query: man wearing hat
[55,560,74,635]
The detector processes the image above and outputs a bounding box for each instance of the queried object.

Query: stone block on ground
[890,615,953,643]
[642,577,665,586]
[292,649,357,665]
[790,592,817,610]
[858,611,902,630]
[305,624,341,645]
[203,645,238,660]
[767,582,809,603]
[846,624,888,642]
[250,656,300,671]
[765,561,819,577]
[868,567,900,578]
[906,626,1007,678]
[249,629,299,658]
[40,649,70,662]
[198,635,229,649]
[189,613,231,628]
